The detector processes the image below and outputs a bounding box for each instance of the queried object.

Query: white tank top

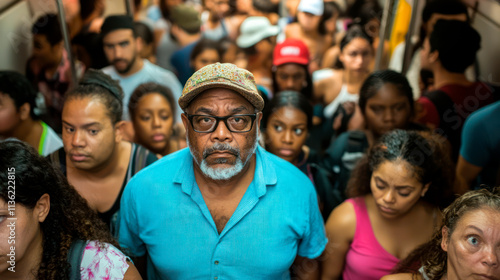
[323,84,359,118]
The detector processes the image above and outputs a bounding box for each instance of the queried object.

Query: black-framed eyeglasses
[186,114,257,133]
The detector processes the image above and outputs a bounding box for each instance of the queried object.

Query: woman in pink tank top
[321,130,455,280]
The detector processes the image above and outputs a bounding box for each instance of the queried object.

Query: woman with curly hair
[321,129,455,280]
[382,187,500,280]
[0,141,141,279]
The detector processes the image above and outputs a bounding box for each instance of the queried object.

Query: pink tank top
[342,197,400,280]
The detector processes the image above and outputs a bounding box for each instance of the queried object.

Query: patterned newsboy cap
[178,63,264,111]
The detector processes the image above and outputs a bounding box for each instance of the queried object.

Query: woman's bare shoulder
[325,199,356,235]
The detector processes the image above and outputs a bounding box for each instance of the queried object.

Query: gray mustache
[203,143,239,159]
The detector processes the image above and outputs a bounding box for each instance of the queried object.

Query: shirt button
[214,261,219,265]
[214,277,218,280]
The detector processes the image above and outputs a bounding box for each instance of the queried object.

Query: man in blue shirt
[455,99,500,194]
[118,63,327,279]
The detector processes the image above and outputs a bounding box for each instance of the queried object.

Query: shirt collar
[173,145,277,197]
[173,149,196,195]
[252,145,277,197]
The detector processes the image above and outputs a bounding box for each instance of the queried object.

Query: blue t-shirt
[170,41,198,86]
[118,146,327,280]
[102,59,183,122]
[460,100,500,187]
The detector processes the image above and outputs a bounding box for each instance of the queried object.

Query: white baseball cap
[236,17,280,48]
[298,0,324,16]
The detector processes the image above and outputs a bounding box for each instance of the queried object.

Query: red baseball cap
[273,39,310,66]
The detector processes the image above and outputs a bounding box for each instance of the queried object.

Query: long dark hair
[0,141,119,279]
[339,24,373,51]
[347,130,454,209]
[319,1,341,35]
[333,24,373,69]
[393,187,500,279]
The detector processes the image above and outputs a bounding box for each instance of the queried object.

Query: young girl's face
[339,37,373,73]
[132,93,174,155]
[192,49,221,72]
[265,106,308,164]
[364,83,412,138]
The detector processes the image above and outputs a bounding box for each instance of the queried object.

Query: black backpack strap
[346,130,368,153]
[309,163,341,221]
[130,144,157,177]
[67,239,87,280]
[336,131,368,197]
[133,145,149,175]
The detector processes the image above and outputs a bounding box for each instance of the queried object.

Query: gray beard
[187,136,258,181]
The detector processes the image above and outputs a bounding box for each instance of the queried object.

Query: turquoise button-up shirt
[118,146,327,280]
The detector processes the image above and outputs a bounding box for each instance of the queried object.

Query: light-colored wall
[464,0,500,85]
[0,0,33,73]
[464,0,500,26]
[104,0,127,17]
[0,0,20,11]
[0,0,129,73]
[27,0,56,19]
[27,0,128,19]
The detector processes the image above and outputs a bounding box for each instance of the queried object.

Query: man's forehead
[103,29,134,42]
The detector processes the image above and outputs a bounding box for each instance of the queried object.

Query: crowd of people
[0,0,499,279]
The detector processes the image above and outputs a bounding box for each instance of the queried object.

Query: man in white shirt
[100,15,183,140]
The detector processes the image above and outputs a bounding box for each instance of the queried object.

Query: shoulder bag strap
[67,239,87,280]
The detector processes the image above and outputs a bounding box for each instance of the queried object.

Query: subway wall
[0,0,126,74]
[0,1,33,73]
[465,0,500,85]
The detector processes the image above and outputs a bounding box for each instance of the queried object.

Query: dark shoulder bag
[67,239,87,280]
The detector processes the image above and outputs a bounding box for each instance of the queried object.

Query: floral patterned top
[80,241,130,279]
